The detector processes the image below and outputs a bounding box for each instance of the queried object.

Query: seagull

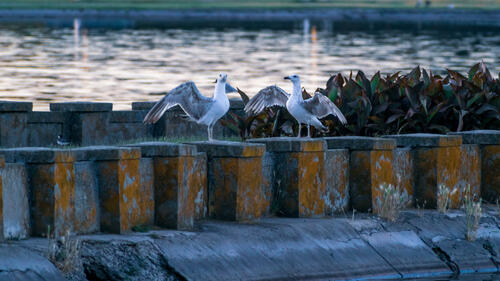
[244,74,347,138]
[143,73,237,141]
[57,135,71,146]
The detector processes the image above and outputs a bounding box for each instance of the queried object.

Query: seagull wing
[143,81,213,124]
[302,93,348,124]
[244,85,290,116]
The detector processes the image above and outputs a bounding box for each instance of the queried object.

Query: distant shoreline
[0,8,499,30]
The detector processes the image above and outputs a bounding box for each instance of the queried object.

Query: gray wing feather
[244,86,290,116]
[302,93,348,124]
[143,81,213,124]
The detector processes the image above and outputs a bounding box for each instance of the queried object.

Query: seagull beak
[284,76,290,80]
[213,79,217,83]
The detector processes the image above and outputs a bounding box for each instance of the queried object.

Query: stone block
[449,130,500,203]
[27,112,65,147]
[248,137,327,217]
[0,112,29,147]
[323,149,349,214]
[128,142,207,229]
[73,161,100,234]
[458,144,481,198]
[0,101,32,112]
[108,111,154,143]
[385,134,462,209]
[482,145,500,203]
[190,141,265,221]
[0,148,76,237]
[50,102,112,112]
[325,137,396,212]
[138,158,155,226]
[1,163,30,240]
[393,148,414,207]
[73,146,142,233]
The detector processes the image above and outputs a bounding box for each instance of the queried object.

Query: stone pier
[248,138,327,218]
[324,137,397,212]
[127,142,207,230]
[385,134,463,209]
[189,141,265,221]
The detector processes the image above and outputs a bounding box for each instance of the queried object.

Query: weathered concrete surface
[0,243,65,281]
[138,157,155,226]
[1,163,30,239]
[74,161,100,234]
[325,137,395,212]
[73,146,143,234]
[482,145,500,203]
[459,144,481,198]
[50,102,113,112]
[10,207,500,281]
[128,142,207,229]
[249,137,327,218]
[393,147,414,207]
[190,141,265,221]
[386,134,463,209]
[449,130,500,145]
[324,149,349,214]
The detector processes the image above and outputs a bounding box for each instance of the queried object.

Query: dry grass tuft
[462,185,482,241]
[437,184,457,213]
[47,228,82,273]
[374,183,409,222]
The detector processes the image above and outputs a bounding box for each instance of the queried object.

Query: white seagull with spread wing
[143,73,237,141]
[244,74,347,137]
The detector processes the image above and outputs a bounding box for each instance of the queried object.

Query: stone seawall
[0,100,499,280]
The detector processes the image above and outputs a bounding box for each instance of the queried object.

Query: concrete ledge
[0,148,74,163]
[110,110,146,123]
[384,133,462,147]
[73,146,141,161]
[1,163,30,240]
[128,142,198,157]
[324,136,396,150]
[50,102,113,112]
[248,137,326,152]
[132,98,245,111]
[189,141,265,158]
[0,101,32,112]
[448,130,500,145]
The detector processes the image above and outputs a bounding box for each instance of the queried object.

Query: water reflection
[0,23,498,110]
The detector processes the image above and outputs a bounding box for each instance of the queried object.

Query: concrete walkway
[4,207,500,280]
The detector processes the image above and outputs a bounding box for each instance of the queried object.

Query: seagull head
[215,73,228,83]
[284,74,300,84]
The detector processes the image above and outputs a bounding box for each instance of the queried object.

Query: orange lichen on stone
[118,159,141,232]
[393,148,414,207]
[459,145,481,201]
[236,157,263,221]
[481,145,500,203]
[153,155,207,229]
[53,161,75,236]
[295,151,325,217]
[370,150,396,213]
[437,147,461,208]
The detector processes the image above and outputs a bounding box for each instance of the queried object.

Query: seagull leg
[296,123,301,138]
[307,124,311,138]
[207,125,212,141]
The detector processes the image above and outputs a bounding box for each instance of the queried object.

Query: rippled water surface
[0,24,499,110]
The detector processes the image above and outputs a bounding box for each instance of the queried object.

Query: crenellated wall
[0,105,498,240]
[0,100,244,147]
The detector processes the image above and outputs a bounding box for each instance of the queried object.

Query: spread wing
[302,93,347,124]
[143,81,214,124]
[244,85,290,116]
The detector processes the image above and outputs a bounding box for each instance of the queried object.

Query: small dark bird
[57,135,71,146]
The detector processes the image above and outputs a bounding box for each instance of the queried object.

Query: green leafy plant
[226,62,500,139]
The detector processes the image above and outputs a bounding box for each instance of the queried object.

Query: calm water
[0,22,499,110]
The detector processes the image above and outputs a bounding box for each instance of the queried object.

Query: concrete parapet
[73,146,143,233]
[1,162,30,240]
[324,137,396,212]
[248,137,327,217]
[189,141,265,221]
[50,102,112,146]
[449,130,500,203]
[127,142,207,230]
[324,149,349,214]
[73,161,100,234]
[0,102,32,147]
[0,148,75,237]
[385,134,463,209]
